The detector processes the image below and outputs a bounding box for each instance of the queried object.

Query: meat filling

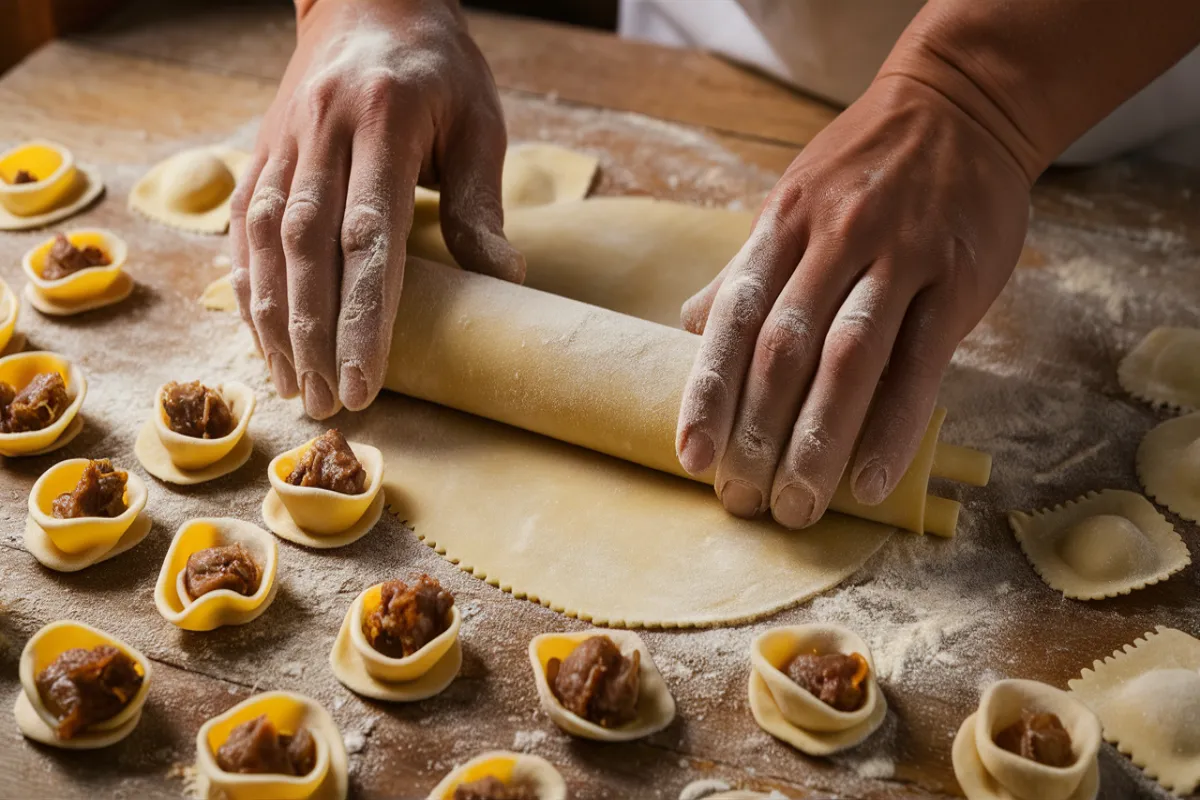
[161,380,236,439]
[454,776,538,800]
[786,651,870,712]
[42,233,112,281]
[12,169,37,184]
[52,458,128,519]
[0,371,69,433]
[184,543,261,599]
[362,575,455,658]
[547,635,640,728]
[216,715,317,776]
[35,645,144,739]
[995,710,1074,767]
[286,428,366,494]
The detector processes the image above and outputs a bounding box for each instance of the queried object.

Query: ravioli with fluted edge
[1069,627,1200,796]
[13,620,152,749]
[747,623,887,756]
[528,629,675,742]
[195,691,348,800]
[129,147,249,234]
[1009,490,1188,600]
[1118,327,1200,412]
[155,518,279,631]
[1137,412,1200,523]
[953,678,1101,800]
[329,575,462,702]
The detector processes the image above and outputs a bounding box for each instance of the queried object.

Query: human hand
[676,75,1030,528]
[231,0,523,419]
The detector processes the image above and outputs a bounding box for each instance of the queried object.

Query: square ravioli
[1137,412,1200,523]
[1118,326,1200,412]
[1008,489,1189,600]
[1068,627,1200,795]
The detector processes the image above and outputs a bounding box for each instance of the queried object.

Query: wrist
[876,24,1048,184]
[295,0,462,29]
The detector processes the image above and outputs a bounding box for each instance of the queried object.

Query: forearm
[293,0,461,25]
[879,0,1200,182]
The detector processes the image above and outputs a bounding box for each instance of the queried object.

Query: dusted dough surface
[1118,327,1200,412]
[128,147,248,234]
[1069,627,1200,795]
[1008,490,1188,601]
[1136,411,1200,522]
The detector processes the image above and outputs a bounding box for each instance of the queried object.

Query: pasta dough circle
[129,147,249,234]
[15,620,152,749]
[25,271,135,317]
[1069,627,1200,795]
[154,518,279,631]
[1118,327,1200,412]
[747,624,887,755]
[262,487,385,550]
[528,629,676,742]
[24,513,153,573]
[1137,412,1200,522]
[426,751,567,800]
[1008,490,1189,600]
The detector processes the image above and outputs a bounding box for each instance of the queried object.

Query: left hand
[674,75,1030,528]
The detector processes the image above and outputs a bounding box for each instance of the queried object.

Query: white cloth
[618,0,1200,166]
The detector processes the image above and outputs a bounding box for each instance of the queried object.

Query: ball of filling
[994,710,1074,767]
[161,380,236,439]
[785,651,870,712]
[286,429,367,494]
[52,458,128,519]
[0,371,69,433]
[216,714,317,776]
[362,575,455,658]
[42,233,111,281]
[454,775,539,800]
[35,644,143,739]
[547,635,640,728]
[184,542,261,599]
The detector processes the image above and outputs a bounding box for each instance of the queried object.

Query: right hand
[231,0,524,419]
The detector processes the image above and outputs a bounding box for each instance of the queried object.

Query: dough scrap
[129,147,249,234]
[1137,412,1200,522]
[194,691,348,800]
[952,680,1101,800]
[15,620,152,749]
[1118,327,1200,412]
[1068,627,1200,795]
[199,274,237,311]
[747,624,887,756]
[0,164,105,232]
[1008,490,1188,600]
[427,751,567,800]
[528,629,676,741]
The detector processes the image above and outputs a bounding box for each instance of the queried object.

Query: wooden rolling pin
[385,258,990,536]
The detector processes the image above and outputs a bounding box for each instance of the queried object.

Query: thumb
[438,116,526,284]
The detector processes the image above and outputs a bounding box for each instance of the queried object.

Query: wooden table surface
[1,4,1198,799]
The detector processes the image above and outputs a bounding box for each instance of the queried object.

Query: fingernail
[854,461,888,505]
[774,483,816,529]
[302,372,335,419]
[339,364,370,410]
[268,354,298,398]
[720,480,762,518]
[679,430,714,474]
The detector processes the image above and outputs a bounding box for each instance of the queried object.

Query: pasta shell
[528,629,675,742]
[22,228,126,303]
[426,751,566,800]
[266,438,383,536]
[154,518,278,631]
[15,620,151,749]
[0,351,86,457]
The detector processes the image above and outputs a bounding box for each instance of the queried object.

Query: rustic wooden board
[0,6,1197,800]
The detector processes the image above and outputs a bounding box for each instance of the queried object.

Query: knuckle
[280,194,322,254]
[250,294,286,331]
[778,424,834,479]
[718,273,771,340]
[827,309,885,362]
[681,368,729,426]
[246,188,287,250]
[287,312,330,347]
[757,307,816,364]
[341,205,388,259]
[304,78,341,126]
